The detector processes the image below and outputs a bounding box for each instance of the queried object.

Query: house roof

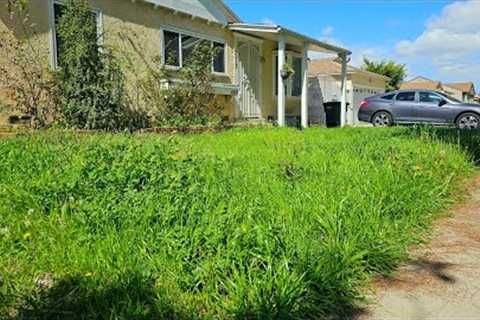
[141,0,241,25]
[400,80,442,91]
[444,82,475,93]
[228,24,351,55]
[308,58,390,80]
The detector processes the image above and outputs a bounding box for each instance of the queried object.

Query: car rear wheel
[372,111,393,127]
[456,112,480,130]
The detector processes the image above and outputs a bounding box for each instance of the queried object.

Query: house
[400,77,477,103]
[0,0,351,128]
[443,82,476,103]
[400,77,443,91]
[308,58,389,126]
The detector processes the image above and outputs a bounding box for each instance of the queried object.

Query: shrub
[120,32,222,128]
[0,127,475,318]
[57,0,145,131]
[0,2,60,128]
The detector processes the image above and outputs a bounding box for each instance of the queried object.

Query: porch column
[301,44,309,128]
[277,37,286,127]
[339,52,348,127]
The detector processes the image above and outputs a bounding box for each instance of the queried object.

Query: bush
[120,33,222,128]
[0,127,475,318]
[0,2,59,127]
[57,0,145,131]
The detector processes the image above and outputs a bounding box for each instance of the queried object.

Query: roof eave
[228,23,351,55]
[139,0,236,26]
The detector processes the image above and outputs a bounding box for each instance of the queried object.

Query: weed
[0,127,476,319]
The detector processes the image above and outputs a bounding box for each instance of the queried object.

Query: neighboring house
[443,82,476,103]
[0,0,351,128]
[308,58,389,126]
[400,77,477,103]
[400,77,443,91]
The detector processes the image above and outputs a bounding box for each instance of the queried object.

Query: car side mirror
[438,100,447,107]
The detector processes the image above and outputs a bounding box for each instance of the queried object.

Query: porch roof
[228,23,351,55]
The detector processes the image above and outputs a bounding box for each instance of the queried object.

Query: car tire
[372,111,393,127]
[456,112,480,130]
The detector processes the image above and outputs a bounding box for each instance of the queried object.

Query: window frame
[272,51,304,98]
[160,26,227,76]
[48,0,103,69]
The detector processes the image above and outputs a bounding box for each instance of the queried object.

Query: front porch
[229,23,351,128]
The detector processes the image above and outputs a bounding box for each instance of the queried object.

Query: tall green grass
[0,127,476,319]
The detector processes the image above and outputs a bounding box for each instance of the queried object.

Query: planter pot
[280,70,291,80]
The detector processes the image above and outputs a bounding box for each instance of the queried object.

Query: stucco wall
[0,0,238,118]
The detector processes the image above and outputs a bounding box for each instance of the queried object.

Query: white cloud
[396,0,480,87]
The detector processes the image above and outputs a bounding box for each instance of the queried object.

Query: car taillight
[360,100,369,109]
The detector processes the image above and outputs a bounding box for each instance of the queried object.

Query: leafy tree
[362,58,407,91]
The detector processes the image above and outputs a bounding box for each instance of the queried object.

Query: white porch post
[277,37,286,127]
[301,44,309,129]
[339,52,348,127]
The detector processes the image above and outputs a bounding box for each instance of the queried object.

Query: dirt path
[360,176,480,320]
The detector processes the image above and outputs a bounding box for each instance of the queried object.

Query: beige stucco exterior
[0,0,241,119]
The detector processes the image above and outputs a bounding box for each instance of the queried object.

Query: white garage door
[352,86,384,125]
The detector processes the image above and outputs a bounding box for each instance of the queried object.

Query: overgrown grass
[0,127,477,319]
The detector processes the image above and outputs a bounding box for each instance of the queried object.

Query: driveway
[360,176,480,320]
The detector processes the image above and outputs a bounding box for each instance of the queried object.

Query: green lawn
[0,127,477,319]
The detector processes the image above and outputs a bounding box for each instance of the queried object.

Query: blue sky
[225,0,480,89]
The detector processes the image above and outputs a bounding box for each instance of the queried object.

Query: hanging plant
[281,63,295,80]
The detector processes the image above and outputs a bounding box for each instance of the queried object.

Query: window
[182,35,207,65]
[396,91,415,102]
[213,42,226,73]
[419,92,443,104]
[291,57,303,97]
[274,53,303,97]
[382,94,395,100]
[164,31,180,67]
[162,29,226,74]
[52,2,101,68]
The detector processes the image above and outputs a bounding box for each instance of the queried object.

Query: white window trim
[160,26,228,76]
[272,51,303,99]
[48,0,103,69]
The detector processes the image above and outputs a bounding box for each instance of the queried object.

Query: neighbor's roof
[228,24,351,55]
[444,82,475,93]
[400,80,443,91]
[308,58,390,81]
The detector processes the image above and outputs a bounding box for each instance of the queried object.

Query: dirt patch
[360,175,480,319]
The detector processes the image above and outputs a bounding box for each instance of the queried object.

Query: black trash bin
[323,102,348,128]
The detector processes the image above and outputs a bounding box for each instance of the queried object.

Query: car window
[419,92,443,104]
[382,94,395,100]
[396,92,415,102]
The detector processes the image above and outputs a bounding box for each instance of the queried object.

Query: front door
[236,41,261,118]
